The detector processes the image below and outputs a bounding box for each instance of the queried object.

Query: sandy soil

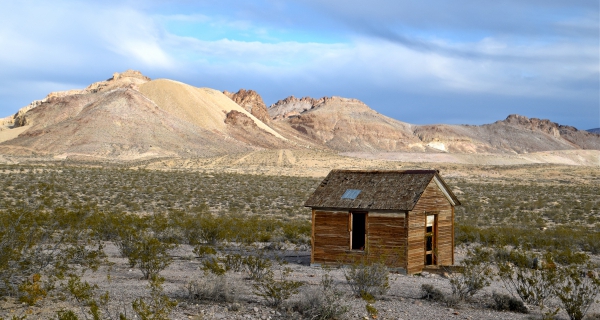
[0,125,29,143]
[139,79,284,139]
[342,150,600,167]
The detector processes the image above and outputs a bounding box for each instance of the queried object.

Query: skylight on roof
[341,189,361,200]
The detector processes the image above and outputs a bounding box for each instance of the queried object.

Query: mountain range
[0,70,598,161]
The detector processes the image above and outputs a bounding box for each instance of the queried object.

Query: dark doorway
[352,212,366,250]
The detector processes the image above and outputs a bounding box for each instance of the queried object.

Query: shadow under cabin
[304,169,461,274]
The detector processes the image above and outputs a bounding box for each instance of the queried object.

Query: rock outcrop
[268,96,321,120]
[223,89,271,124]
[83,70,151,94]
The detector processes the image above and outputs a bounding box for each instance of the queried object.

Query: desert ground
[0,150,598,319]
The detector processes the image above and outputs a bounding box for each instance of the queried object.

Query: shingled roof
[304,169,460,211]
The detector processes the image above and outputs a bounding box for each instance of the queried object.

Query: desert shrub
[497,249,559,309]
[222,253,244,272]
[554,264,600,320]
[292,273,349,320]
[186,274,238,303]
[193,245,217,258]
[252,267,303,307]
[56,310,80,320]
[201,256,226,276]
[243,252,273,280]
[127,235,174,280]
[421,284,445,302]
[344,261,389,300]
[132,275,177,320]
[195,213,228,245]
[550,248,590,266]
[447,247,493,300]
[365,302,378,318]
[491,292,528,313]
[0,208,103,300]
[281,219,311,244]
[18,273,47,306]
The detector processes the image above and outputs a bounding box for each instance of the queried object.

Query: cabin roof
[304,169,460,210]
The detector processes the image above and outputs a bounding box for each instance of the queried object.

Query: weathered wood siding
[311,210,349,264]
[406,211,425,274]
[407,179,454,273]
[366,213,406,268]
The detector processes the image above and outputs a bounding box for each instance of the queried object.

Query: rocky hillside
[0,71,289,160]
[270,96,426,152]
[588,128,600,134]
[270,96,600,154]
[1,72,598,160]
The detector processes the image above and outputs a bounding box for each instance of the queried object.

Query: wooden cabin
[304,169,461,274]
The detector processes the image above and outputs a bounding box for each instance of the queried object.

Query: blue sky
[1,0,598,129]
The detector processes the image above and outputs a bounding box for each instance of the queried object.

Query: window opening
[351,212,366,250]
[425,215,436,265]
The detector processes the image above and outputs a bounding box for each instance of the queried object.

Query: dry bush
[252,267,303,308]
[421,284,444,302]
[186,274,239,303]
[491,292,528,314]
[447,247,493,301]
[496,249,559,309]
[554,264,600,320]
[344,261,389,300]
[292,273,349,320]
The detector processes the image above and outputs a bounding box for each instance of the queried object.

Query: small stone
[253,307,259,312]
[453,312,460,315]
[421,271,429,276]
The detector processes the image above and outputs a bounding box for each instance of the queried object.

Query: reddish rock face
[223,89,271,124]
[224,110,257,127]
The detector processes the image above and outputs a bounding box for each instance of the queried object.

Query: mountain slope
[270,96,600,154]
[0,71,288,160]
[0,72,597,160]
[270,96,426,152]
[1,88,255,159]
[412,114,600,154]
[587,128,600,134]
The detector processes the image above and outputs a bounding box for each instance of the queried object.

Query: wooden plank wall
[367,214,406,268]
[406,211,425,274]
[312,210,349,264]
[407,180,454,273]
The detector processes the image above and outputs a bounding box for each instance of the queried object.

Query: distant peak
[109,70,151,82]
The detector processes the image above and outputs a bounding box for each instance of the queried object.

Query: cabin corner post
[311,209,316,264]
[451,206,455,265]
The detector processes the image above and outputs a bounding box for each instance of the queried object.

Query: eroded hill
[1,71,598,162]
